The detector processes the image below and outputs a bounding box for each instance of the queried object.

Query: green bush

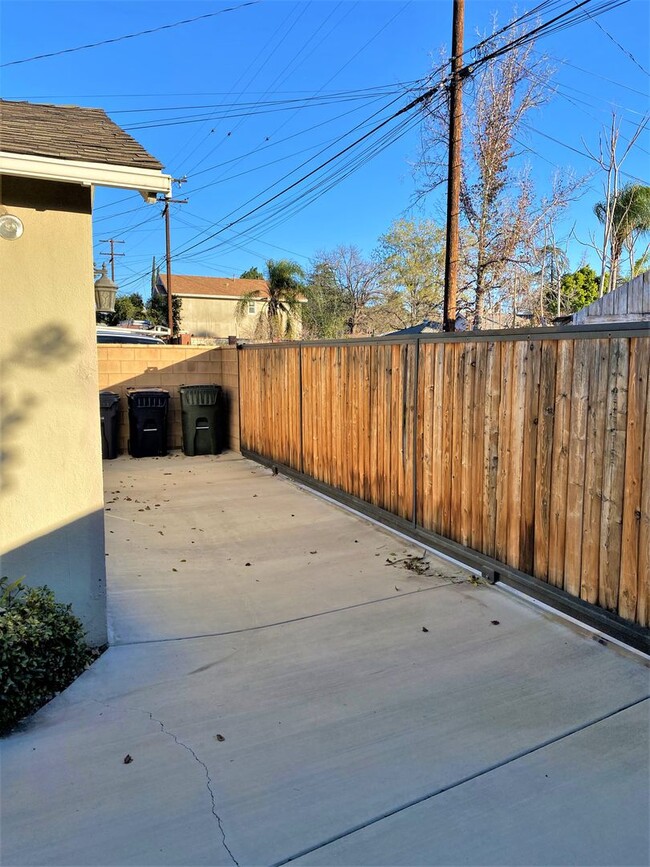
[0,577,92,734]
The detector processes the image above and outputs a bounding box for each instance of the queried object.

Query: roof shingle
[158,275,270,298]
[0,99,163,170]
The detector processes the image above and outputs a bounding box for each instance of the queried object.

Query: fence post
[412,337,420,528]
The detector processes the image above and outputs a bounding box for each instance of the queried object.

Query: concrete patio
[2,452,649,866]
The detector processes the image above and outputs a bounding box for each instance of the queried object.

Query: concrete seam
[268,694,650,867]
[111,579,466,647]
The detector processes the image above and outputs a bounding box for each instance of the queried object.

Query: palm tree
[594,183,650,290]
[236,259,304,340]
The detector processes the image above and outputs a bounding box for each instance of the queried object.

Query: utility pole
[158,192,187,334]
[443,0,466,332]
[99,238,125,282]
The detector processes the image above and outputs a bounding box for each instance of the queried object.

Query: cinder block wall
[97,345,240,453]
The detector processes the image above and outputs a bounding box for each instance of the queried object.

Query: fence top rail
[238,321,649,350]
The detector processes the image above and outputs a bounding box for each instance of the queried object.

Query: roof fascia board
[0,151,172,199]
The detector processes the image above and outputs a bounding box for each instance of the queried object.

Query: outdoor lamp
[0,212,24,240]
[94,263,118,314]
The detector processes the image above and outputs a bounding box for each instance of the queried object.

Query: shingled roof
[0,99,163,170]
[158,274,308,302]
[158,275,269,298]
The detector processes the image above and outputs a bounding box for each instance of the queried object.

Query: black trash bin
[99,391,120,459]
[127,388,170,457]
[179,384,222,456]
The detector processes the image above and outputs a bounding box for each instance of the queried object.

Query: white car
[146,324,172,336]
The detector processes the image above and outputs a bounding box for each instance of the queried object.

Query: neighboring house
[0,99,171,645]
[155,274,306,340]
[571,271,650,324]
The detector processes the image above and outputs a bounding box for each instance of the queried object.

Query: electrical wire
[580,0,649,76]
[0,1,262,68]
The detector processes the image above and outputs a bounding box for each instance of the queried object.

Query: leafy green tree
[375,219,445,328]
[106,293,146,326]
[240,266,265,280]
[146,292,183,334]
[302,262,348,338]
[235,259,304,340]
[558,265,601,314]
[595,183,650,288]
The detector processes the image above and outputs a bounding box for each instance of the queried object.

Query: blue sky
[2,0,649,296]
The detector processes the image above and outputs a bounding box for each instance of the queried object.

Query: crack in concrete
[89,698,238,866]
[145,712,240,867]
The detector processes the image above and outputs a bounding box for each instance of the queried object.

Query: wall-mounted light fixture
[0,212,24,240]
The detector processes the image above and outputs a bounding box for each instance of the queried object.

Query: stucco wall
[179,295,302,340]
[97,345,240,452]
[0,176,107,646]
[180,296,254,339]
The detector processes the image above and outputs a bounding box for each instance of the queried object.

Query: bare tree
[314,245,382,335]
[585,113,649,293]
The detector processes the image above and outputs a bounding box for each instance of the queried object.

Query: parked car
[97,327,164,345]
[118,319,153,330]
[146,324,172,336]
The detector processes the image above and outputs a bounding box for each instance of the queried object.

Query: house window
[247,301,256,315]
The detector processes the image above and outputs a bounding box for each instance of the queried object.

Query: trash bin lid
[127,387,170,408]
[179,384,221,406]
[99,391,120,408]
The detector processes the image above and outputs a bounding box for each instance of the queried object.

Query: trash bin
[127,388,170,458]
[99,391,120,459]
[179,384,222,456]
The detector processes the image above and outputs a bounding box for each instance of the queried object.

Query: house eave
[0,150,172,200]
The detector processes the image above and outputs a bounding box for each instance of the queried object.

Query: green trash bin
[179,384,222,456]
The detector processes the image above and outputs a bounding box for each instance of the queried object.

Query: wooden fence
[239,327,649,633]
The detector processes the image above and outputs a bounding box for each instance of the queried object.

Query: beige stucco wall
[97,345,240,452]
[0,176,107,645]
[180,295,302,340]
[180,296,246,339]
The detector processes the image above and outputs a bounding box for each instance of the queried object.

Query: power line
[171,1,306,175]
[581,0,649,76]
[0,1,262,68]
[521,121,649,183]
[175,92,438,262]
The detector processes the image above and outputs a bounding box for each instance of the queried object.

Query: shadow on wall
[0,509,107,647]
[1,324,79,494]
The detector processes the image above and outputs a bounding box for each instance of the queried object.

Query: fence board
[482,341,501,559]
[637,364,650,627]
[534,341,557,581]
[470,342,487,552]
[564,339,590,597]
[599,338,629,611]
[581,339,610,605]
[495,341,513,563]
[507,341,527,569]
[519,341,541,574]
[548,339,573,587]
[619,338,649,622]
